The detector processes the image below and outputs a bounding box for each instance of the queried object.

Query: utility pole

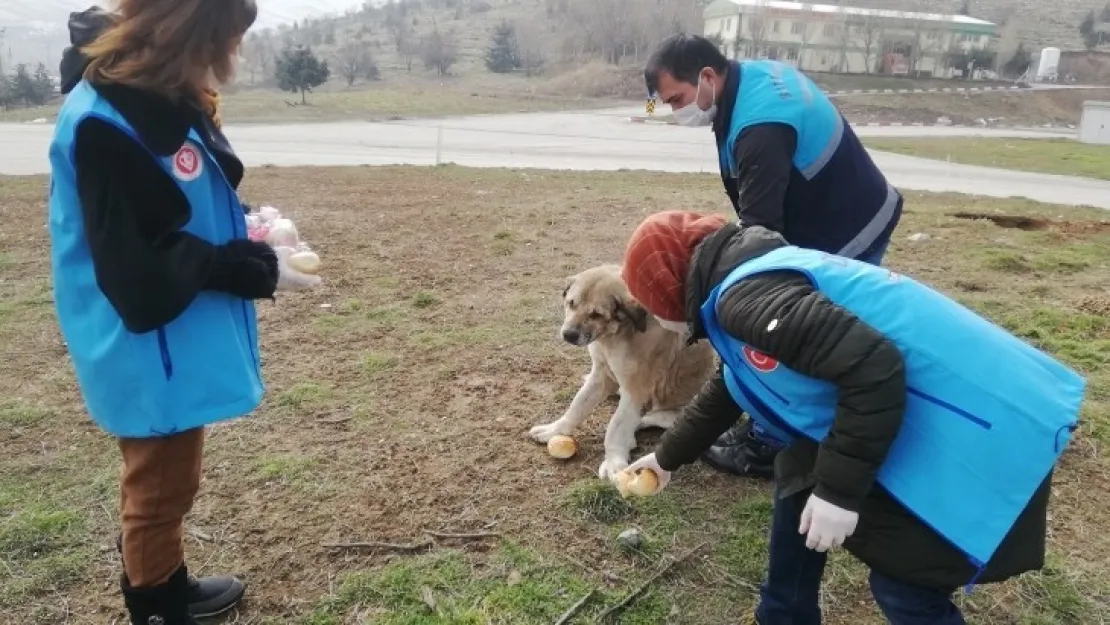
[0,27,6,76]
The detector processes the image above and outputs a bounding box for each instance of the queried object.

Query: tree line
[0,63,56,110]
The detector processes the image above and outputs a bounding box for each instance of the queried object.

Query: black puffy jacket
[654,223,1052,591]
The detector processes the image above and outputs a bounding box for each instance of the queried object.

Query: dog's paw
[597,457,630,481]
[529,422,570,444]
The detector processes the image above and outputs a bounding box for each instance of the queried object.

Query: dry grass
[2,167,1110,624]
[0,81,626,125]
[837,88,1110,126]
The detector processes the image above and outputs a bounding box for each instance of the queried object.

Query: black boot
[117,535,246,618]
[122,565,197,625]
[700,419,781,478]
[186,572,246,618]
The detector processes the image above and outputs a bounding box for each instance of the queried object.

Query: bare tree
[910,17,944,76]
[797,11,817,70]
[241,32,276,85]
[420,29,459,76]
[384,1,410,51]
[564,0,632,64]
[859,14,883,74]
[337,41,377,85]
[513,20,547,76]
[837,16,858,73]
[399,37,420,72]
[747,15,769,58]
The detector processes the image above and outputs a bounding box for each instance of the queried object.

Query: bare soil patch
[2,169,1110,624]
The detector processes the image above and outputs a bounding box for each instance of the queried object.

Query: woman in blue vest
[619,211,1081,625]
[49,2,317,623]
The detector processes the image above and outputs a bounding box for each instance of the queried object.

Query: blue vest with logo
[48,80,264,438]
[717,60,899,258]
[699,246,1084,579]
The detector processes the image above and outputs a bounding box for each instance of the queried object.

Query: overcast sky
[0,0,364,31]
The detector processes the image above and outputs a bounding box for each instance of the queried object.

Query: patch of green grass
[409,326,500,349]
[491,239,516,256]
[718,495,774,584]
[273,381,335,411]
[863,137,1110,181]
[981,250,1033,273]
[0,400,51,427]
[361,351,400,375]
[0,505,83,556]
[0,484,94,611]
[304,542,673,625]
[411,291,440,309]
[313,302,407,335]
[564,479,635,525]
[366,304,407,322]
[987,307,1110,370]
[251,454,320,486]
[958,555,1093,624]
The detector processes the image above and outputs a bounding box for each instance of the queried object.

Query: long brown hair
[82,0,257,125]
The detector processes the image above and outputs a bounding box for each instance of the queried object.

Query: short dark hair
[644,34,729,96]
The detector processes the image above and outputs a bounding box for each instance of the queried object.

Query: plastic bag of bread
[245,204,322,278]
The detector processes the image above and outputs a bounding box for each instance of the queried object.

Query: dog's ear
[612,295,649,333]
[562,276,576,300]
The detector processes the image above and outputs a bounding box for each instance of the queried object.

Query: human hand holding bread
[245,205,322,291]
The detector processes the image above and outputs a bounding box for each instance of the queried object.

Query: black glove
[205,239,279,300]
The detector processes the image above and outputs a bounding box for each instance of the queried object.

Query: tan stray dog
[529,264,718,480]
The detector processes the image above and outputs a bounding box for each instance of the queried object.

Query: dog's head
[559,264,649,346]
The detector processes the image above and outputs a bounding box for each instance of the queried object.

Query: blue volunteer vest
[717,60,899,259]
[48,80,264,438]
[700,246,1084,581]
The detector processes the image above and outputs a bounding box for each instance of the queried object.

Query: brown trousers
[118,427,205,587]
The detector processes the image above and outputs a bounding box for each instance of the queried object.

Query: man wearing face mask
[643,34,904,479]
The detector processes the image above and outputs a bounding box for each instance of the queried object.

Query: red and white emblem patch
[742,345,779,372]
[172,142,204,182]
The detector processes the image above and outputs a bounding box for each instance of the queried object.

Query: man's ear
[612,295,648,333]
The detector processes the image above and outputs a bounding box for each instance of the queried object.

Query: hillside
[841,0,1100,53]
[235,0,700,98]
[233,0,1107,105]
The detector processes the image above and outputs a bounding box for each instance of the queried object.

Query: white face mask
[672,76,717,127]
[655,316,688,334]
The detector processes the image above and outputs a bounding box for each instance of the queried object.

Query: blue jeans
[754,491,966,625]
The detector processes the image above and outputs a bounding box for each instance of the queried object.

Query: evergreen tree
[32,63,54,104]
[275,46,330,104]
[485,21,520,73]
[1080,10,1100,50]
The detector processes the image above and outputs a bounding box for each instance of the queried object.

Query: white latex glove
[274,245,322,291]
[623,452,672,495]
[798,493,859,552]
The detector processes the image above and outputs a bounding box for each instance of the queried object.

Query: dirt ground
[837,88,1110,127]
[2,167,1110,624]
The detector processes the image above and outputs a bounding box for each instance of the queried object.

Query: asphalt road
[4,105,1109,209]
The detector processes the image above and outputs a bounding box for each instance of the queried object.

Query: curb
[827,85,1025,97]
[627,116,1075,131]
[628,116,678,125]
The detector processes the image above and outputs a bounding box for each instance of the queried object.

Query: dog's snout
[562,328,581,344]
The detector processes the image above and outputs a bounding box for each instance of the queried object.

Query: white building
[704,0,998,77]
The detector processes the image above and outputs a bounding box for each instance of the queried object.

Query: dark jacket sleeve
[73,118,275,334]
[655,368,743,472]
[730,123,797,233]
[715,270,907,512]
